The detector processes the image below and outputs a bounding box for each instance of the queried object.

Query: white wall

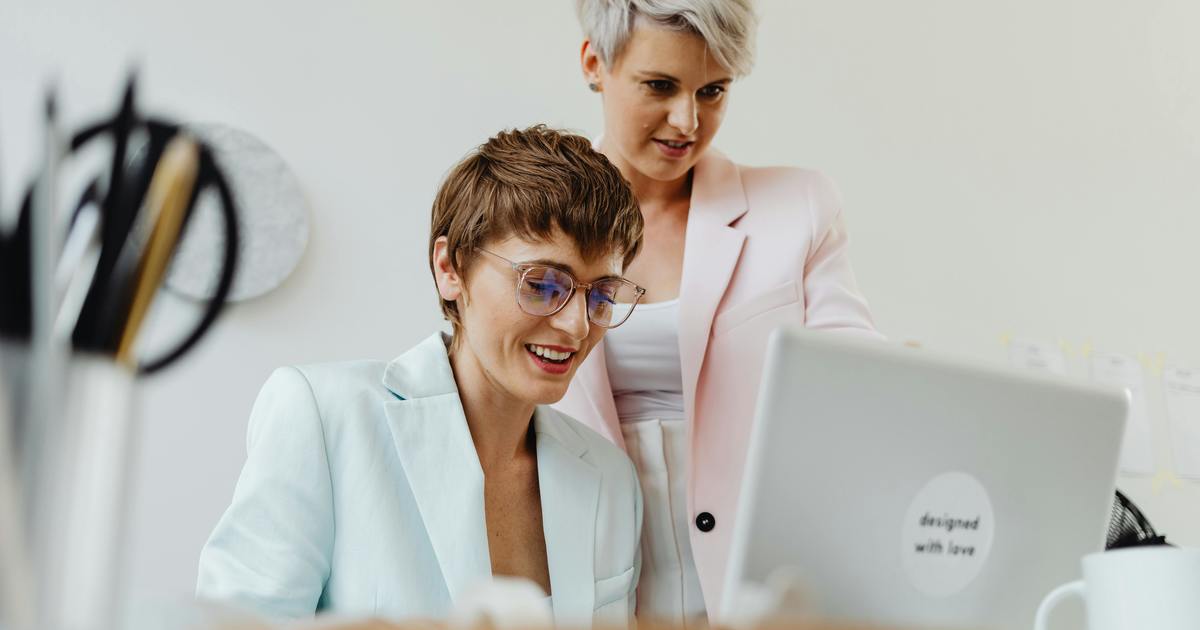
[731,0,1200,551]
[1,0,1197,618]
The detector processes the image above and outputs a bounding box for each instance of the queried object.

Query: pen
[53,183,103,342]
[115,135,200,364]
[72,77,139,352]
[0,197,32,339]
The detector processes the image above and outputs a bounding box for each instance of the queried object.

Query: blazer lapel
[678,151,748,426]
[567,340,624,448]
[382,333,491,603]
[534,406,601,627]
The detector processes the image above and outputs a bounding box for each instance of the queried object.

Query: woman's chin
[508,370,570,407]
[521,381,571,407]
[635,154,695,183]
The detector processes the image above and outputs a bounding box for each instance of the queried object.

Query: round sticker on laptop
[900,471,995,597]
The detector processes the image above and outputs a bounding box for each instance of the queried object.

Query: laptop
[721,326,1128,630]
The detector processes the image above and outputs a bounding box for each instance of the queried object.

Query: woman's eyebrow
[635,70,680,82]
[524,258,622,282]
[635,71,732,86]
[525,258,579,275]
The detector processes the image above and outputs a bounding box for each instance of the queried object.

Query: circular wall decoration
[165,123,309,302]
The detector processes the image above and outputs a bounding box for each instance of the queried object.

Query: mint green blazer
[197,333,642,627]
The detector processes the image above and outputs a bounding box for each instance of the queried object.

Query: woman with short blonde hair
[557,0,880,624]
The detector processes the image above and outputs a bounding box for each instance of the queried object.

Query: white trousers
[621,419,707,627]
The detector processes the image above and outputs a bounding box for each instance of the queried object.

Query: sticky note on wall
[1164,365,1200,479]
[1008,339,1067,374]
[1091,352,1155,475]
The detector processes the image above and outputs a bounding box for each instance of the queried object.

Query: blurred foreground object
[0,73,240,630]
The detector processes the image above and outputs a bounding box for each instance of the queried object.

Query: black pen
[0,109,32,340]
[73,75,140,352]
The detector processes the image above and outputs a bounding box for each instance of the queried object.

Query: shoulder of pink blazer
[736,165,843,238]
[733,164,882,338]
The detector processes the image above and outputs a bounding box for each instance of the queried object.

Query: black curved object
[63,88,239,375]
[141,143,238,375]
[1106,489,1170,549]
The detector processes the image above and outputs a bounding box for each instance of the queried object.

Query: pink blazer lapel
[678,150,748,425]
[568,339,624,448]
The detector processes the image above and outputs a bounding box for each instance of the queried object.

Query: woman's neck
[448,342,538,470]
[630,171,691,212]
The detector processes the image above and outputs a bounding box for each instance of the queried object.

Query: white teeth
[662,140,689,148]
[527,344,574,362]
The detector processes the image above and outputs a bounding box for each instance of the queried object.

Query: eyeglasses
[475,248,645,329]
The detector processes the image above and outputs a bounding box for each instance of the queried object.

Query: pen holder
[0,341,34,630]
[7,348,139,630]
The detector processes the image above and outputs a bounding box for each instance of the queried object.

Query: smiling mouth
[525,343,576,364]
[655,139,693,149]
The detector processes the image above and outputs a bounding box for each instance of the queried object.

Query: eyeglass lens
[517,266,639,327]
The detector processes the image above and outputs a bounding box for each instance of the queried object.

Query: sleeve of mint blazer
[196,367,334,617]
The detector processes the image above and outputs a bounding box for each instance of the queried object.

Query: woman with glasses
[554,0,881,625]
[197,126,646,627]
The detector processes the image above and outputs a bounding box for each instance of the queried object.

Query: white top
[604,299,685,423]
[604,300,707,625]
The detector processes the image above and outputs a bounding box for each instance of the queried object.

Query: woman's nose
[548,289,591,341]
[667,95,699,136]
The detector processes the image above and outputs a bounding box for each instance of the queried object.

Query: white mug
[1034,547,1200,630]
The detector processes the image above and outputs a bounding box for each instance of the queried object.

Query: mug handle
[1034,580,1085,630]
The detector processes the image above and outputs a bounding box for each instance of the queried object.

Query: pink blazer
[553,148,880,617]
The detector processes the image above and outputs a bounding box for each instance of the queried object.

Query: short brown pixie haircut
[429,125,644,334]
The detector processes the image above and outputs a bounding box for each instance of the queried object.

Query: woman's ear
[580,39,604,89]
[432,237,463,302]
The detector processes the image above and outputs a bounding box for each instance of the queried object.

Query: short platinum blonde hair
[577,0,758,78]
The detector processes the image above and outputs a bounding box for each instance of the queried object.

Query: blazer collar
[382,334,601,622]
[690,147,749,227]
[534,406,601,626]
[382,332,590,459]
[678,149,748,428]
[533,404,589,459]
[382,332,489,604]
[565,340,625,449]
[381,331,459,400]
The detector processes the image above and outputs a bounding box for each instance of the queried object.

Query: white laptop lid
[722,327,1127,630]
